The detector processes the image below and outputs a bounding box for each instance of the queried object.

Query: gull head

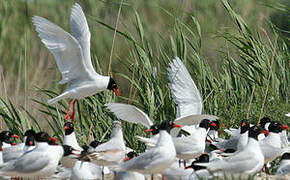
[107,77,120,96]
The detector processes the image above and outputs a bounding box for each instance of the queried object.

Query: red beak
[49,137,58,143]
[241,122,246,126]
[124,157,130,161]
[11,134,20,139]
[184,165,191,169]
[281,124,289,130]
[29,141,33,146]
[11,142,17,146]
[0,147,3,151]
[63,126,69,131]
[173,124,182,128]
[145,129,153,133]
[211,122,217,127]
[262,130,269,135]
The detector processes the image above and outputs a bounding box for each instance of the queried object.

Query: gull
[185,154,212,180]
[161,159,192,180]
[0,131,20,148]
[119,121,179,177]
[136,119,215,164]
[83,121,126,166]
[276,153,290,176]
[0,132,79,178]
[207,119,220,140]
[167,57,218,137]
[172,119,216,166]
[213,119,250,151]
[105,103,157,149]
[3,129,36,163]
[71,145,102,180]
[259,121,290,173]
[106,102,213,165]
[61,121,83,168]
[33,3,119,121]
[195,126,265,176]
[116,151,145,180]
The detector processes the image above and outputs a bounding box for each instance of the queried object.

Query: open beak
[145,129,153,133]
[173,124,182,128]
[113,88,120,96]
[281,124,289,130]
[262,130,269,135]
[11,134,20,139]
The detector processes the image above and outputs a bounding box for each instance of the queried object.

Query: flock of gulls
[0,3,289,180]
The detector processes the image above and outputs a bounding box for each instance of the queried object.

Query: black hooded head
[0,131,15,144]
[209,119,220,131]
[248,126,262,140]
[35,132,50,143]
[147,124,159,135]
[260,117,271,129]
[158,120,181,133]
[187,154,209,171]
[281,153,290,160]
[63,122,74,135]
[107,77,120,94]
[24,129,36,146]
[90,140,101,148]
[62,145,75,157]
[240,119,250,134]
[127,151,138,159]
[268,121,283,133]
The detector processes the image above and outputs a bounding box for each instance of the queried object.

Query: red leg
[65,100,72,120]
[151,175,154,180]
[162,176,165,180]
[70,100,77,121]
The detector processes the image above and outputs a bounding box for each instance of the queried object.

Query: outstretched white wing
[70,3,96,75]
[170,114,218,136]
[33,16,92,84]
[174,114,218,126]
[106,103,153,128]
[167,57,202,118]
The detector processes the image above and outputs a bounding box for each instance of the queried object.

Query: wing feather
[167,57,202,118]
[33,16,90,84]
[106,103,153,128]
[70,3,96,75]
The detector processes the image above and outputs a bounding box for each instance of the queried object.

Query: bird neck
[264,132,281,148]
[63,132,81,149]
[157,130,174,148]
[35,142,49,148]
[111,128,125,150]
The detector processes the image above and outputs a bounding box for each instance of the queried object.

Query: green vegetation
[0,0,289,174]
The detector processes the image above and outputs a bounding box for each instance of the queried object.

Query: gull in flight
[33,3,120,121]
